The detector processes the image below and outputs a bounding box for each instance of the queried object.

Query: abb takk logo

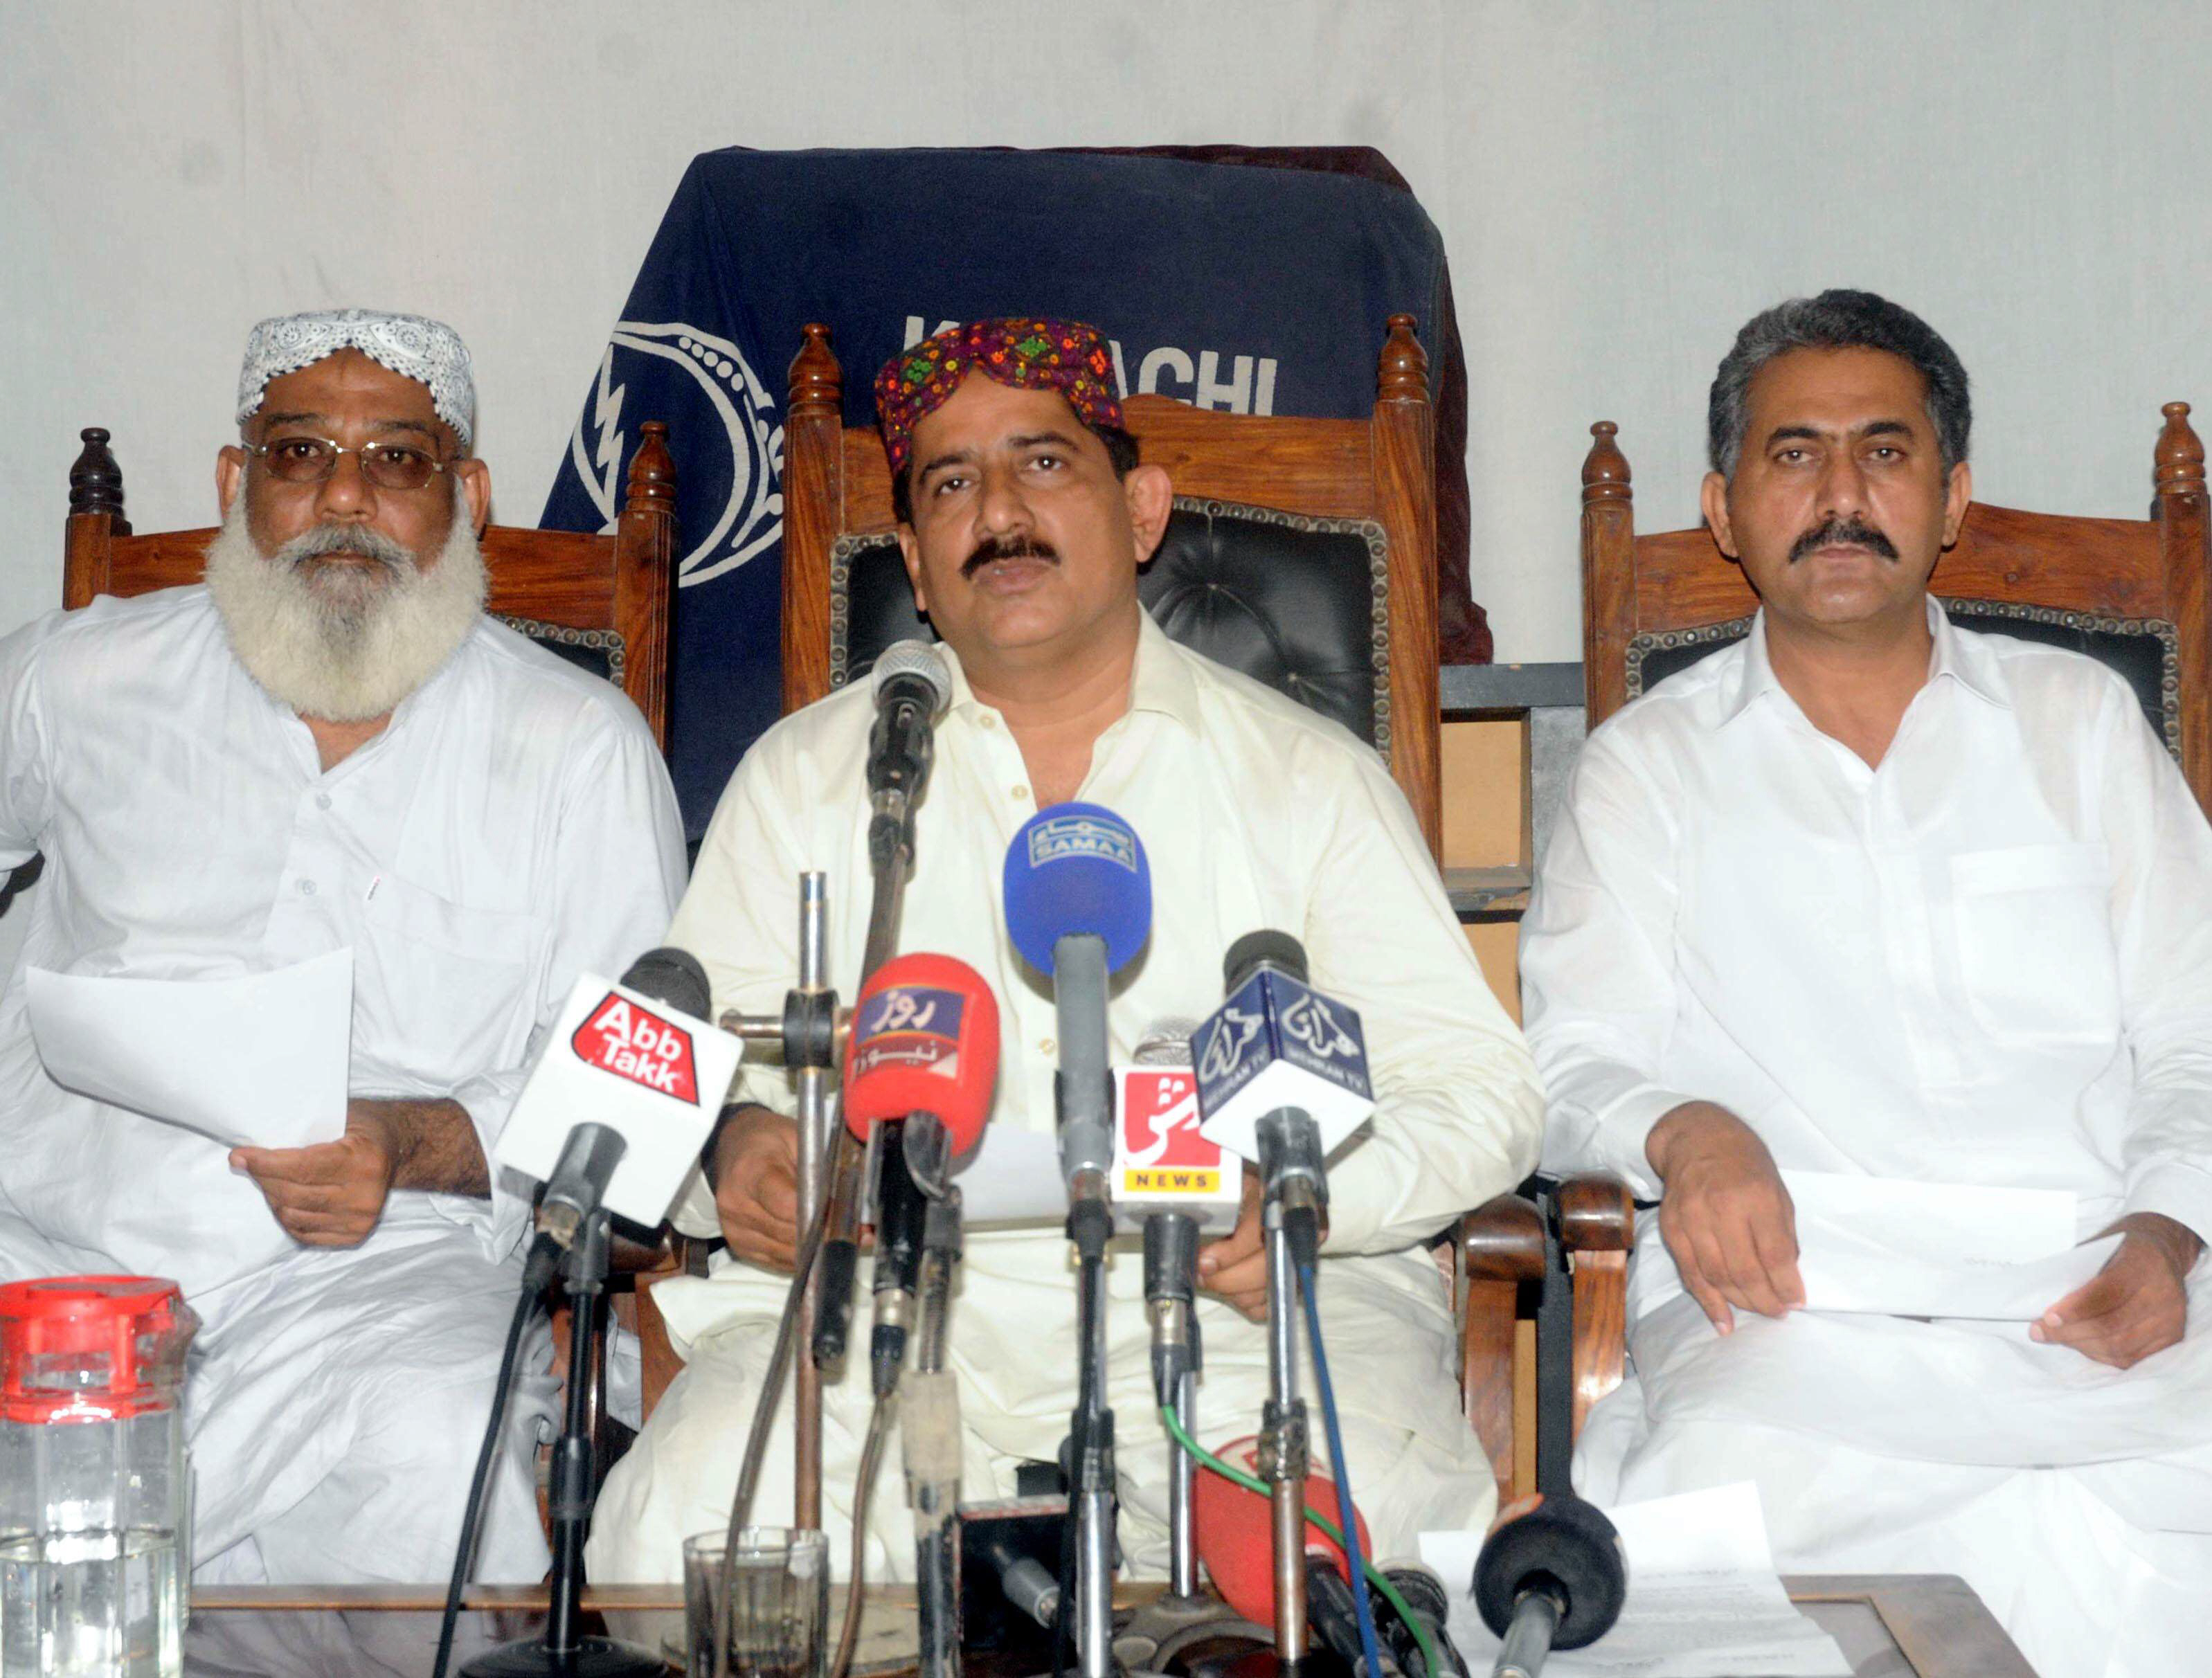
[572,993,700,1103]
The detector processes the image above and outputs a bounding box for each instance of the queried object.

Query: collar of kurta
[1720,595,2012,726]
[935,608,1201,737]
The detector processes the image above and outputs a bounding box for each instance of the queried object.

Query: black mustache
[962,535,1060,578]
[1788,516,1898,563]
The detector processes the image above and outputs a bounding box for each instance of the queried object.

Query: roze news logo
[852,986,966,1081]
[572,993,701,1103]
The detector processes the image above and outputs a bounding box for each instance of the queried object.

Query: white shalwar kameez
[0,587,685,1584]
[589,613,1543,1585]
[1520,603,2212,1678]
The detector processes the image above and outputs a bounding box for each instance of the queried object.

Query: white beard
[203,496,487,722]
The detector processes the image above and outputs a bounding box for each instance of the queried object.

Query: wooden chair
[62,422,679,746]
[1580,403,2212,811]
[781,314,1444,852]
[634,318,1632,1508]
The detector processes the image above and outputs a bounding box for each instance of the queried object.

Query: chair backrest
[779,316,1445,856]
[1579,404,2212,813]
[61,424,679,747]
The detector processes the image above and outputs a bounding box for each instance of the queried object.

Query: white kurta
[0,586,686,1582]
[1521,603,2212,1678]
[590,612,1543,1584]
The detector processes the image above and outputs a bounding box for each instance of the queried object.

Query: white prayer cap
[236,309,476,449]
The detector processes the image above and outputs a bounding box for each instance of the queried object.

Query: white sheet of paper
[26,950,352,1151]
[948,1125,1069,1227]
[1422,1482,1853,1677]
[1783,1170,2117,1319]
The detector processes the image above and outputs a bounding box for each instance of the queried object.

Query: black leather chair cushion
[835,499,1390,752]
[1628,599,2180,760]
[495,615,626,688]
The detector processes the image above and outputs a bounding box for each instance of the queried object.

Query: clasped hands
[712,1106,1280,1320]
[1649,1100,2201,1369]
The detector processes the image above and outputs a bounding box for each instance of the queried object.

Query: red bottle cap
[0,1276,197,1423]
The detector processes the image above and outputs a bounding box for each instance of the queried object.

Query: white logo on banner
[568,321,786,589]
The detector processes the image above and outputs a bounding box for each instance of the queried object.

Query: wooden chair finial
[789,323,842,420]
[2157,401,2206,498]
[1377,314,1428,402]
[1582,420,1631,506]
[69,426,127,525]
[625,420,676,512]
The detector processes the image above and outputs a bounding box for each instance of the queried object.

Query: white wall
[3,0,2209,665]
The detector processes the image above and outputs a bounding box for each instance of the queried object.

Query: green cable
[1158,1404,1441,1678]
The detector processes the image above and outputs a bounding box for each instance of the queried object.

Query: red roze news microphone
[841,951,1000,1395]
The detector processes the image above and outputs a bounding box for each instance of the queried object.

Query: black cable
[827,1391,896,1678]
[712,1189,832,1678]
[431,1261,547,1678]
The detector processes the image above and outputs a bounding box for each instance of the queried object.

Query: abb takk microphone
[498,946,742,1283]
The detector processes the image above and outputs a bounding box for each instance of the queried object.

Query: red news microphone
[1193,1434,1373,1634]
[838,953,999,1395]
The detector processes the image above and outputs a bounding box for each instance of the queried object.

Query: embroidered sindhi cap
[875,317,1122,474]
[236,309,476,449]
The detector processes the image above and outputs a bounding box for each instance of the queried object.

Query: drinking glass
[682,1527,829,1678]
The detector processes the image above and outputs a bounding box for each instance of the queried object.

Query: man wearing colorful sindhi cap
[0,309,684,1581]
[593,319,1540,1582]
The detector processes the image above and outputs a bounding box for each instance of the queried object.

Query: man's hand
[231,1101,403,1247]
[1647,1099,1803,1334]
[1197,1168,1268,1320]
[712,1105,802,1271]
[2033,1212,2202,1368]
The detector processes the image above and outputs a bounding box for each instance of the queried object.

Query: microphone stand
[1052,930,1120,1678]
[1143,1211,1204,1599]
[791,874,833,1530]
[464,1209,663,1677]
[907,1191,965,1678]
[1259,1196,1312,1675]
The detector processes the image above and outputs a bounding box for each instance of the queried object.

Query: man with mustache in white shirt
[1522,289,2212,1678]
[590,317,1544,1589]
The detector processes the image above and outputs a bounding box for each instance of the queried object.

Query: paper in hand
[26,949,353,1151]
[1783,1170,2119,1320]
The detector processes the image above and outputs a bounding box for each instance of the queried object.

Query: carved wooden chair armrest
[1457,1175,1635,1500]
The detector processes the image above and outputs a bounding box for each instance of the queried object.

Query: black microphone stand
[464,1209,662,1677]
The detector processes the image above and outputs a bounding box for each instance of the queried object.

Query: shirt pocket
[1948,842,2120,1045]
[357,874,550,1088]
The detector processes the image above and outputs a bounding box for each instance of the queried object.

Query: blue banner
[541,146,1474,836]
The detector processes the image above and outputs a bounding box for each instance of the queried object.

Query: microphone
[1473,1495,1626,1678]
[867,640,954,872]
[1001,802,1153,1259]
[498,947,740,1289]
[1191,1435,1372,1631]
[809,644,957,1368]
[829,952,1000,1389]
[1190,932,1374,1271]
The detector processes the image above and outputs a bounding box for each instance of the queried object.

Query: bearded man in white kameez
[1522,289,2212,1678]
[0,310,685,1582]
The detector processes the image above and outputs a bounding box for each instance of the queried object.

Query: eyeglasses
[245,435,457,492]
